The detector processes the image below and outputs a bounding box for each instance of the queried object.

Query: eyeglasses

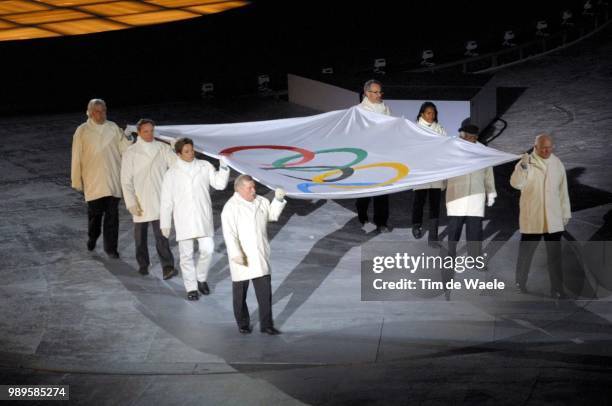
[367,90,383,95]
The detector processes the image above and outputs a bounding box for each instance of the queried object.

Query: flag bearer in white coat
[160,138,230,301]
[510,133,571,299]
[221,175,286,335]
[121,119,177,279]
[71,99,132,258]
[446,124,497,259]
[413,101,447,243]
[356,79,391,233]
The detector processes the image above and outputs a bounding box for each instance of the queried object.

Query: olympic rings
[218,145,409,193]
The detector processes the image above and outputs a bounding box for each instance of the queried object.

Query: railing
[407,9,610,75]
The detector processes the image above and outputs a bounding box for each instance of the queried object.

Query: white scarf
[137,137,158,158]
[177,157,196,175]
[360,97,389,115]
[87,118,107,135]
[417,117,446,136]
[531,151,549,171]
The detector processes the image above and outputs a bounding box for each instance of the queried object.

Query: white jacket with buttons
[510,152,571,234]
[221,193,286,282]
[446,166,496,217]
[121,139,176,223]
[159,158,229,241]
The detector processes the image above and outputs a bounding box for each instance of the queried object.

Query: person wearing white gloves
[121,118,177,279]
[71,98,132,258]
[510,133,571,299]
[446,124,497,260]
[412,101,448,243]
[159,138,230,301]
[356,79,392,233]
[221,175,287,335]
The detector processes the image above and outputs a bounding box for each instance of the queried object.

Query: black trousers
[134,220,174,269]
[443,216,483,286]
[412,188,441,225]
[356,195,389,227]
[232,275,273,330]
[447,216,483,258]
[87,196,120,253]
[516,232,563,293]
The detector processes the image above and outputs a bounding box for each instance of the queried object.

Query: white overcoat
[71,119,131,202]
[121,138,176,222]
[510,152,571,234]
[221,193,286,282]
[160,158,229,241]
[446,166,496,217]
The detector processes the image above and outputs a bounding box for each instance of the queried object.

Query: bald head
[534,133,553,159]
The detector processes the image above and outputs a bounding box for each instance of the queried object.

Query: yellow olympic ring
[311,162,410,189]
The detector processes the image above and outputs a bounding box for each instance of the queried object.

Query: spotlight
[502,30,516,47]
[321,67,334,74]
[257,74,270,92]
[562,10,574,26]
[583,0,594,15]
[536,20,549,36]
[464,40,479,57]
[373,58,386,74]
[420,50,435,66]
[201,82,214,98]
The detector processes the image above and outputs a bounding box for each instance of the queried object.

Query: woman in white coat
[413,101,447,243]
[221,175,286,335]
[160,138,230,300]
[510,133,571,299]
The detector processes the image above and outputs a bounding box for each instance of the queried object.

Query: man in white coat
[446,124,497,257]
[160,138,230,301]
[121,119,177,279]
[356,79,391,233]
[510,133,571,299]
[71,99,132,258]
[221,175,286,335]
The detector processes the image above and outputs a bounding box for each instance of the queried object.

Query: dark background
[0,0,593,115]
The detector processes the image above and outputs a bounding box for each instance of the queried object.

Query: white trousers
[178,237,214,292]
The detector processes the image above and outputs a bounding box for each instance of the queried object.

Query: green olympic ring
[270,147,367,172]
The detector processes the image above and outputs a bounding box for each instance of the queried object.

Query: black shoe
[515,283,528,294]
[198,281,210,295]
[551,290,568,300]
[106,251,120,259]
[428,241,441,249]
[87,239,96,251]
[163,267,177,280]
[187,291,199,301]
[238,326,252,334]
[261,327,281,335]
[376,225,390,233]
[444,290,451,301]
[412,224,423,239]
[138,266,149,275]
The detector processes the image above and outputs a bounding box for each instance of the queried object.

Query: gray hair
[363,79,382,93]
[234,174,255,191]
[534,133,552,146]
[86,98,106,117]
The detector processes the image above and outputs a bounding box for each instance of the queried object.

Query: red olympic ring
[219,145,315,167]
